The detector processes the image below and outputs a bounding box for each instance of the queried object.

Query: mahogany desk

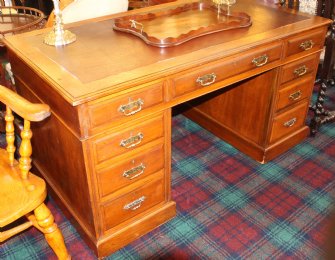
[4,0,331,257]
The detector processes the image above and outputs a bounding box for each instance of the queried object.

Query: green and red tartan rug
[1,112,335,259]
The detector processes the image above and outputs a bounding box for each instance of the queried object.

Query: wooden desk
[4,0,331,257]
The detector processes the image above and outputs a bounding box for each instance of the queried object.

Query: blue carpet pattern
[1,113,335,259]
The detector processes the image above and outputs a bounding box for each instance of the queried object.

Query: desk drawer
[172,42,282,98]
[102,173,165,230]
[276,75,314,111]
[88,82,164,129]
[97,142,165,197]
[285,28,326,57]
[270,101,309,143]
[280,54,318,84]
[93,115,164,165]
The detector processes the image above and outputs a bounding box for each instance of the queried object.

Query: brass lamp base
[44,29,76,46]
[43,0,76,47]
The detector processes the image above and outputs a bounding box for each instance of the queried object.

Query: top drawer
[88,82,164,130]
[172,41,282,98]
[285,28,326,58]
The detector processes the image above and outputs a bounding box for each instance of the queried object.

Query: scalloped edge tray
[112,1,252,47]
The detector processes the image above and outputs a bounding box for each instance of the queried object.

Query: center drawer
[172,41,282,98]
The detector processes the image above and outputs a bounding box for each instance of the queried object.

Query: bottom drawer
[102,173,165,231]
[270,101,309,143]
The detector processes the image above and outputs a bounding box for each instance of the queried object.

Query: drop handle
[252,54,268,67]
[120,133,144,148]
[196,73,217,86]
[118,98,144,116]
[123,196,146,211]
[289,90,302,101]
[283,117,297,127]
[123,163,146,180]
[294,65,307,77]
[299,40,314,51]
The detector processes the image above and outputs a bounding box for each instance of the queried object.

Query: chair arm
[0,85,50,122]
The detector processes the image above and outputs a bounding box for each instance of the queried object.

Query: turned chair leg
[34,203,71,260]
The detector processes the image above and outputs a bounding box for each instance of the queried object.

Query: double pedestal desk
[4,0,331,257]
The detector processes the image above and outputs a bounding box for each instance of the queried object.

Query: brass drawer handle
[289,90,302,101]
[196,73,217,86]
[252,54,268,67]
[294,65,307,77]
[284,117,297,127]
[120,133,143,148]
[299,40,314,51]
[123,196,146,211]
[118,98,144,116]
[123,163,146,180]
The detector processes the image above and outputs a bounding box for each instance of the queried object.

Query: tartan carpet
[1,113,335,260]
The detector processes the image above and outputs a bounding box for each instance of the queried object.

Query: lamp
[44,0,76,46]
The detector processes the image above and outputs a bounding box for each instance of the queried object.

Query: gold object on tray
[212,0,236,16]
[113,1,251,47]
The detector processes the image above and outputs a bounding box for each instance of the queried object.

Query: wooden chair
[0,85,70,259]
[281,0,335,135]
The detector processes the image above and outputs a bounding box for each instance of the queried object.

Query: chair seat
[0,149,46,227]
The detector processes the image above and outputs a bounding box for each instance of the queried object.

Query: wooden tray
[113,1,252,47]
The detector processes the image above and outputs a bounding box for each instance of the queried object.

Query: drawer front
[285,28,326,57]
[276,75,314,111]
[102,175,165,230]
[88,82,164,129]
[98,142,165,197]
[280,54,318,84]
[270,101,309,143]
[172,42,282,97]
[93,115,164,165]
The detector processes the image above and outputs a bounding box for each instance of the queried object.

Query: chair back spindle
[5,107,15,166]
[18,119,32,180]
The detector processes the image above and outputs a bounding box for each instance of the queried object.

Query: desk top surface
[4,0,331,105]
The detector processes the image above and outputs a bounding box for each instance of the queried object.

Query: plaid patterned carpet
[1,111,335,259]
